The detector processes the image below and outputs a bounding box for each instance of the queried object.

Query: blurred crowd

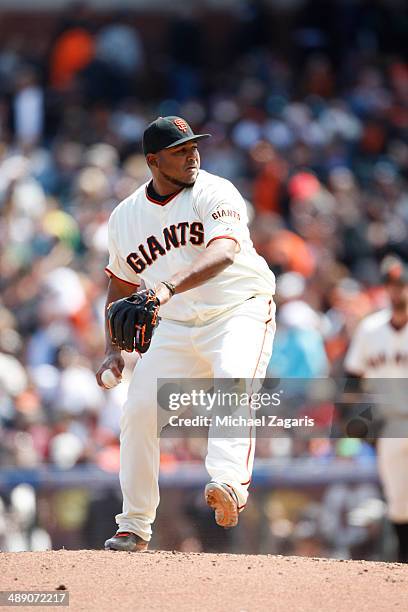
[0,1,406,554]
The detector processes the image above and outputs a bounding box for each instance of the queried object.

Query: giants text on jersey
[105,170,275,323]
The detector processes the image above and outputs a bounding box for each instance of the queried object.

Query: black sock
[392,522,408,563]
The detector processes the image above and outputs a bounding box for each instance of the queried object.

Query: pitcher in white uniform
[96,116,276,552]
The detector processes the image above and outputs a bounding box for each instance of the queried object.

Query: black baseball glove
[107,289,160,353]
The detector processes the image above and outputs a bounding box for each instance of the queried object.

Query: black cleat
[104,531,149,552]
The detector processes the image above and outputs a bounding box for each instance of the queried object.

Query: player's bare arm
[156,237,237,305]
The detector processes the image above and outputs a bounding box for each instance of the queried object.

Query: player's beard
[159,169,197,188]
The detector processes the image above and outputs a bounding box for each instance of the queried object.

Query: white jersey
[105,169,275,323]
[345,309,408,378]
[345,309,408,425]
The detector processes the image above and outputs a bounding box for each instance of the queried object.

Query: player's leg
[197,296,275,520]
[107,320,207,547]
[377,437,408,562]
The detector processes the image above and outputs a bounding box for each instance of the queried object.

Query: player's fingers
[110,362,123,378]
[95,367,106,387]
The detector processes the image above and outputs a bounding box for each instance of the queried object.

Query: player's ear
[146,153,158,168]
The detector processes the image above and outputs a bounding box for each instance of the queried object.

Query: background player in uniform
[96,116,276,552]
[344,256,408,563]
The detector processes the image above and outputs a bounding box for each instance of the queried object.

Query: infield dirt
[1,550,407,611]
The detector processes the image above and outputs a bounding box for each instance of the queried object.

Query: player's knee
[121,396,156,430]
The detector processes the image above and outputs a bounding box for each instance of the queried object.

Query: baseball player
[96,116,276,552]
[344,256,408,563]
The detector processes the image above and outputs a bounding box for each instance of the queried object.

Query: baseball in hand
[101,369,121,389]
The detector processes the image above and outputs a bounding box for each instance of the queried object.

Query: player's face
[155,141,200,188]
[386,281,408,310]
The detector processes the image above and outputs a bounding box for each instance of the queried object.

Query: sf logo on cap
[174,118,188,132]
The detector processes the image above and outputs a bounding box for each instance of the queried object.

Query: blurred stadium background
[0,0,406,558]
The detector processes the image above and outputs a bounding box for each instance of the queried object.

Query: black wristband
[161,281,176,296]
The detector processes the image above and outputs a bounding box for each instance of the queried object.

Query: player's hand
[96,351,125,388]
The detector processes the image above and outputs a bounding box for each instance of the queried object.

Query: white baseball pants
[377,436,408,522]
[115,295,275,541]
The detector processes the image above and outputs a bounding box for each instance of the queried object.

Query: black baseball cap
[142,116,211,156]
[380,255,408,284]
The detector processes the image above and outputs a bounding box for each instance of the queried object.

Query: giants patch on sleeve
[211,203,241,224]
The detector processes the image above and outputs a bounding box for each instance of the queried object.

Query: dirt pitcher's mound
[1,550,407,611]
